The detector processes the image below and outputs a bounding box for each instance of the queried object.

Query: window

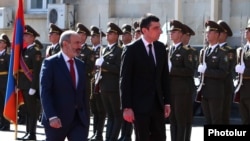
[26,0,56,12]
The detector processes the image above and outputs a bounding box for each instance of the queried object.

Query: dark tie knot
[148,44,152,48]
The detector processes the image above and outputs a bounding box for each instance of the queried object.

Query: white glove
[168,60,172,72]
[235,64,245,74]
[28,88,36,95]
[95,57,104,66]
[198,64,207,73]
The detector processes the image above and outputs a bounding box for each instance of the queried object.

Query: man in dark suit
[0,33,11,131]
[120,13,171,141]
[197,20,229,124]
[217,20,236,124]
[17,25,43,140]
[95,22,123,141]
[40,30,90,141]
[168,20,195,141]
[45,23,63,57]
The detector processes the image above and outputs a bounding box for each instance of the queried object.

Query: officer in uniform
[120,24,133,47]
[45,23,63,57]
[0,33,11,131]
[197,20,228,124]
[17,25,42,140]
[181,23,198,141]
[168,20,195,141]
[88,25,106,141]
[95,22,123,141]
[118,24,134,141]
[234,20,250,124]
[217,20,235,124]
[133,21,141,40]
[75,23,95,102]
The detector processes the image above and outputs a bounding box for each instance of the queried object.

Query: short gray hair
[59,30,78,47]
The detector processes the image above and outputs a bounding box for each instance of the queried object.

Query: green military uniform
[99,22,123,141]
[45,23,63,57]
[217,20,236,124]
[0,33,10,131]
[200,21,229,124]
[88,25,107,141]
[17,25,42,140]
[236,21,250,124]
[75,23,95,100]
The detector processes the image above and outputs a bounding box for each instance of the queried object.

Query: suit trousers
[44,111,88,141]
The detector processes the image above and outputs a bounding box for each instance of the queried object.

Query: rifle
[233,16,245,103]
[93,14,103,94]
[195,18,207,103]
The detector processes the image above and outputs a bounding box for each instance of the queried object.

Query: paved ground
[0,116,241,141]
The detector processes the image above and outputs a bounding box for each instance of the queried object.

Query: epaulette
[182,45,190,50]
[224,45,232,50]
[34,46,40,51]
[219,47,226,52]
[188,45,196,51]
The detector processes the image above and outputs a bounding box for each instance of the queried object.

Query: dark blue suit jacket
[40,52,90,133]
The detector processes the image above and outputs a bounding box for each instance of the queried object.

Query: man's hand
[28,88,36,95]
[95,57,104,66]
[164,105,171,118]
[123,108,134,123]
[49,117,62,128]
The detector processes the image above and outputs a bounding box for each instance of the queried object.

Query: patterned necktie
[148,44,155,66]
[68,59,76,88]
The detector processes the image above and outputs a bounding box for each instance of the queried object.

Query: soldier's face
[206,31,219,44]
[90,35,100,46]
[0,41,6,51]
[244,29,250,40]
[78,33,88,44]
[49,33,60,43]
[23,34,35,45]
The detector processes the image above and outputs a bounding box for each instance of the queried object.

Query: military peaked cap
[75,23,91,36]
[245,19,250,29]
[205,20,223,33]
[106,22,123,35]
[169,20,185,33]
[0,33,10,47]
[90,25,106,37]
[35,39,43,49]
[121,24,133,34]
[24,25,40,37]
[49,23,63,35]
[133,21,140,32]
[183,24,195,36]
[217,20,233,36]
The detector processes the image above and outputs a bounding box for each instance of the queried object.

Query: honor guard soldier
[181,23,198,141]
[197,20,229,124]
[17,25,42,140]
[88,25,106,141]
[0,33,11,131]
[133,21,141,40]
[217,20,235,124]
[45,23,63,57]
[168,20,195,141]
[234,20,250,124]
[75,23,95,101]
[120,24,133,47]
[118,23,134,141]
[95,22,123,141]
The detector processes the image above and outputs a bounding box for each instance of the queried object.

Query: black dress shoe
[0,125,10,131]
[17,133,36,140]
